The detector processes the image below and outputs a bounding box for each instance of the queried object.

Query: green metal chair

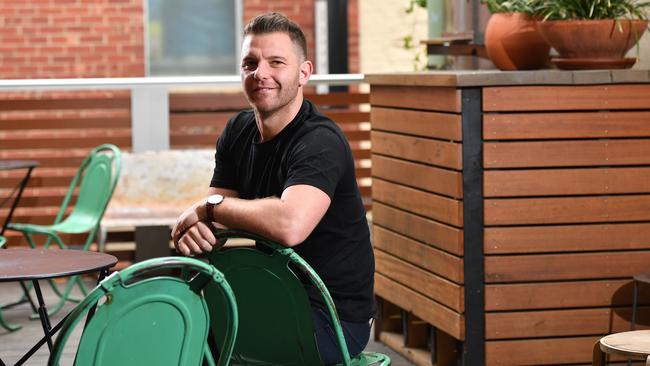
[8,144,121,317]
[48,256,238,366]
[0,235,22,332]
[204,228,390,366]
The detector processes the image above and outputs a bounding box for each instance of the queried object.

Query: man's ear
[298,60,313,87]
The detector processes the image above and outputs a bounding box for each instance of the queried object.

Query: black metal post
[430,325,438,365]
[327,0,348,92]
[461,87,485,366]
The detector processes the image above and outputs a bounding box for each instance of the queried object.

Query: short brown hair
[243,12,308,60]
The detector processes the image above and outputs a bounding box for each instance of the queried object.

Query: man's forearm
[207,184,330,247]
[211,196,302,246]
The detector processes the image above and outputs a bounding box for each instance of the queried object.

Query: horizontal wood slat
[485,251,650,283]
[375,273,464,340]
[169,111,368,127]
[170,113,231,127]
[0,96,130,111]
[485,223,650,254]
[372,131,462,169]
[307,92,369,105]
[373,179,463,226]
[484,111,650,140]
[486,336,600,365]
[484,167,650,197]
[372,155,462,198]
[486,307,648,339]
[169,92,248,111]
[371,107,461,141]
[0,116,130,130]
[370,85,461,113]
[373,203,463,256]
[374,225,463,284]
[485,195,650,225]
[484,139,650,168]
[483,84,650,112]
[375,249,463,311]
[1,135,131,150]
[485,279,643,311]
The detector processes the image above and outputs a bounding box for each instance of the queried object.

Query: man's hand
[172,201,218,256]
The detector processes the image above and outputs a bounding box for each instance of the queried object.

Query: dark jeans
[311,307,371,365]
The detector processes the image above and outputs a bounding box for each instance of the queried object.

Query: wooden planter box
[367,70,650,366]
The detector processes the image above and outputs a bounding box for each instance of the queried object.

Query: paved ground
[0,280,413,365]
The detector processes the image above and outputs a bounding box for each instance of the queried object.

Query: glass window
[148,0,239,75]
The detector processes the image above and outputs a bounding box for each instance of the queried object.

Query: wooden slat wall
[483,84,650,365]
[0,89,370,246]
[0,91,132,247]
[370,90,465,341]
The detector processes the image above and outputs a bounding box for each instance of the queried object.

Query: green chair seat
[48,256,238,366]
[205,229,390,366]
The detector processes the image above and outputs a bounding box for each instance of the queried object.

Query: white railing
[0,74,366,152]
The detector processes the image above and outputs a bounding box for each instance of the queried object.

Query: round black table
[0,248,117,366]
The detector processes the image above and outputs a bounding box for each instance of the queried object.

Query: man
[172,12,374,364]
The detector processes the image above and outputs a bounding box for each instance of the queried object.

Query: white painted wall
[359,0,429,73]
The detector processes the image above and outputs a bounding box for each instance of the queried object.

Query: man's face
[240,32,311,116]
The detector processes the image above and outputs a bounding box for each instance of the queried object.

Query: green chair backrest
[0,235,5,248]
[48,257,238,366]
[205,229,352,366]
[55,144,121,232]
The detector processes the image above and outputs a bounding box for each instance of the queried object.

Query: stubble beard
[249,81,300,119]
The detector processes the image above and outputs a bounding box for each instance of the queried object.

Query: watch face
[207,194,224,205]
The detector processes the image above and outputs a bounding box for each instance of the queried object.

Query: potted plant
[534,0,650,69]
[483,0,551,70]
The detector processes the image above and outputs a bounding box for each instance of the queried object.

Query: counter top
[365,69,650,87]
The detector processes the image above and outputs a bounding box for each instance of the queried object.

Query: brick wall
[243,0,359,73]
[0,0,358,79]
[0,0,145,78]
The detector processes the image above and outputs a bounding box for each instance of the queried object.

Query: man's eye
[241,62,256,70]
[271,60,285,66]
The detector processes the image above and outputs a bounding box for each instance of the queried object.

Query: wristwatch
[206,194,224,223]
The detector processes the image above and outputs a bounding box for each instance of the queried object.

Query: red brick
[28,36,47,43]
[29,56,48,63]
[79,35,103,43]
[0,37,24,44]
[52,56,75,63]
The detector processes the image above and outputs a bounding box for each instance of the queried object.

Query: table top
[0,248,117,281]
[600,330,650,359]
[0,160,38,171]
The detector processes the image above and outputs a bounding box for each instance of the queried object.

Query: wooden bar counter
[366,70,650,366]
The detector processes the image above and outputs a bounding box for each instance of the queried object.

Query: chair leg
[0,309,21,332]
[593,340,606,366]
[23,233,38,248]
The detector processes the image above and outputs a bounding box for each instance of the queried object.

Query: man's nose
[253,62,270,80]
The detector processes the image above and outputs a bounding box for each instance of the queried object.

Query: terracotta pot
[536,19,648,59]
[484,12,550,70]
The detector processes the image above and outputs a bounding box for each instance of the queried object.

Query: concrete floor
[0,280,414,365]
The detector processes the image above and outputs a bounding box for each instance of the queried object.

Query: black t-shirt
[210,99,374,322]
